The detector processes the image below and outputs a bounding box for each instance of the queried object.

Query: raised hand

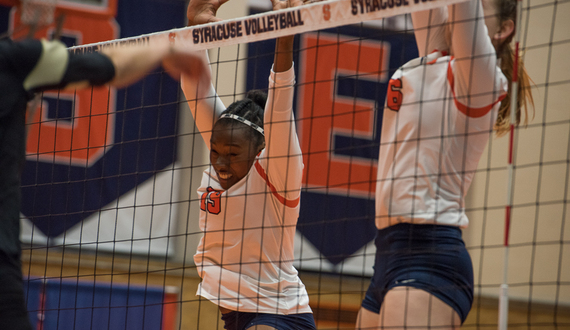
[270,0,304,11]
[187,0,231,26]
[163,50,211,99]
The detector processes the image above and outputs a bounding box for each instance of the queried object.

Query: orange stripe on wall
[162,292,178,330]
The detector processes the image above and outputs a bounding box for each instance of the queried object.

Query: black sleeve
[1,39,115,118]
[0,39,43,118]
[60,52,116,87]
[0,39,44,78]
[21,40,116,93]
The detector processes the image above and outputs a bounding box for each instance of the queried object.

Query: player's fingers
[190,12,222,26]
[289,0,304,7]
[269,0,281,9]
[207,16,223,23]
[273,0,305,9]
[187,0,222,25]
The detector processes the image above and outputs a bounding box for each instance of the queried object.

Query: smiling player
[179,0,316,328]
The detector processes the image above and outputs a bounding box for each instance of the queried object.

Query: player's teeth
[219,173,231,180]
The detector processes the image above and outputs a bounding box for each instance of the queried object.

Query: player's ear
[494,19,514,42]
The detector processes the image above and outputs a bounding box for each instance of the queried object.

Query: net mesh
[20,0,57,26]
[3,0,569,328]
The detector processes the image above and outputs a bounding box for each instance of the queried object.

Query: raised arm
[177,0,231,147]
[179,50,225,147]
[262,60,303,200]
[448,0,506,108]
[261,0,304,199]
[411,6,449,57]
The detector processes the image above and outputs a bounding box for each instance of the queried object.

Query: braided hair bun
[215,89,268,148]
[245,90,267,111]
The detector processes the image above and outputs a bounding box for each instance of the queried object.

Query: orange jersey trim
[447,60,506,118]
[426,50,448,65]
[254,161,300,208]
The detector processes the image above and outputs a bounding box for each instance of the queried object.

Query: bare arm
[178,0,230,147]
[179,50,225,147]
[411,7,449,57]
[99,44,171,88]
[270,0,301,74]
[57,42,208,91]
[273,36,294,73]
[449,0,505,108]
[22,39,182,91]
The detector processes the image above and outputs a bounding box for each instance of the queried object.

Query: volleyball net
[2,0,569,328]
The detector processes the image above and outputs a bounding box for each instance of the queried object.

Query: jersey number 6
[387,78,403,111]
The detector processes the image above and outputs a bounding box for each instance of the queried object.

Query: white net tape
[69,0,468,53]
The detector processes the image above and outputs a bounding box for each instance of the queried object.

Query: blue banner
[1,0,186,255]
[247,6,418,269]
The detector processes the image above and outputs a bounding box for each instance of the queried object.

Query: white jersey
[376,0,508,229]
[181,56,311,314]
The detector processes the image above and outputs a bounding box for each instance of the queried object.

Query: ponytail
[494,43,534,136]
[493,0,535,136]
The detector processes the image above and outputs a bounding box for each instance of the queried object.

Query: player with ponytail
[356,0,534,329]
[493,0,534,135]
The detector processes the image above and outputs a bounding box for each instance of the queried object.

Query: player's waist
[374,210,469,230]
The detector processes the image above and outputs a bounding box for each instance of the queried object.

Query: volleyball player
[356,0,533,328]
[179,0,316,328]
[0,37,208,330]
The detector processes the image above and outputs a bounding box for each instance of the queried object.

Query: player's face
[210,123,261,190]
